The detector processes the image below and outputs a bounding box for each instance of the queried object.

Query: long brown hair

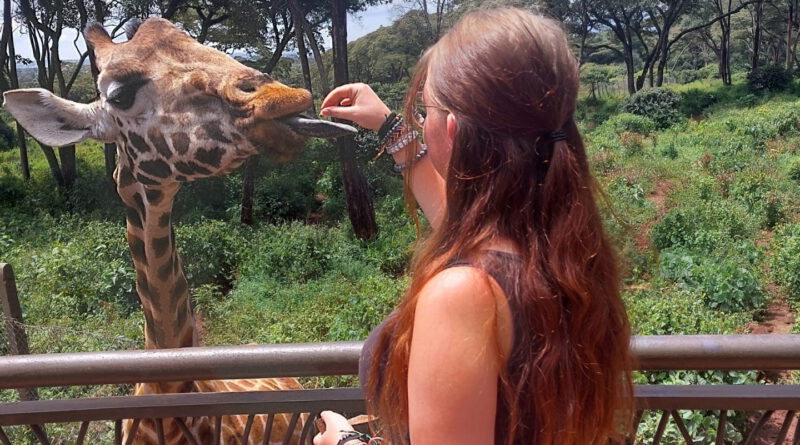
[367,8,633,445]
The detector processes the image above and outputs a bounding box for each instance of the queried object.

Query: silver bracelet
[393,144,429,173]
[386,130,419,155]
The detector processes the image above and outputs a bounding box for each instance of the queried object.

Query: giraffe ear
[3,88,115,146]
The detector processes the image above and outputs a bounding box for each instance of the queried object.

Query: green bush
[605,112,657,136]
[620,87,682,129]
[787,158,800,182]
[625,287,752,335]
[659,245,765,313]
[736,93,758,108]
[728,173,785,228]
[237,223,364,284]
[651,202,756,253]
[771,224,800,303]
[679,89,718,116]
[747,65,792,93]
[8,218,137,322]
[176,219,243,288]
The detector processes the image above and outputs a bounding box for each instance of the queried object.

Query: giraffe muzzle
[278,114,357,139]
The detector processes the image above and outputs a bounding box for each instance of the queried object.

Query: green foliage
[651,202,756,252]
[747,65,792,93]
[605,112,657,136]
[678,89,718,117]
[771,224,800,304]
[788,158,800,182]
[659,246,765,313]
[3,217,137,322]
[620,87,682,129]
[176,219,243,288]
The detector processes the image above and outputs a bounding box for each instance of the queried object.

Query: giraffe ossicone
[3,17,354,445]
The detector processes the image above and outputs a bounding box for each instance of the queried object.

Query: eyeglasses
[414,91,448,126]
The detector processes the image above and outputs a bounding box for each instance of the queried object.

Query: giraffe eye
[107,80,148,110]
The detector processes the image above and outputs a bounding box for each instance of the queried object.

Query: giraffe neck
[121,175,195,351]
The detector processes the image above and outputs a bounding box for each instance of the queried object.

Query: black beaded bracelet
[393,143,429,173]
[336,431,371,445]
[377,112,399,141]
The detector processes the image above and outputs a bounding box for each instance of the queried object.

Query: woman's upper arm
[407,267,503,445]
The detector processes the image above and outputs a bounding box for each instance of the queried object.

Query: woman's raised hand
[320,83,392,132]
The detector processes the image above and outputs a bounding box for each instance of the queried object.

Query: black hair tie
[551,128,567,142]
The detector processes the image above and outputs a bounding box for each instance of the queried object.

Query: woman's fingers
[320,85,358,109]
[320,83,392,131]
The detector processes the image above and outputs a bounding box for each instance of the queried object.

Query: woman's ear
[446,113,457,146]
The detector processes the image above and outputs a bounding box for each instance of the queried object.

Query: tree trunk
[303,22,330,95]
[788,1,795,71]
[39,143,65,189]
[17,124,30,180]
[59,145,76,189]
[331,0,377,241]
[624,46,636,94]
[292,3,314,113]
[240,158,257,225]
[751,0,763,70]
[263,26,294,74]
[720,13,731,85]
[104,143,116,180]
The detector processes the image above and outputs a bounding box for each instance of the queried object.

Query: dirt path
[635,180,674,252]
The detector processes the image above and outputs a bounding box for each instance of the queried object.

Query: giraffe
[3,18,356,445]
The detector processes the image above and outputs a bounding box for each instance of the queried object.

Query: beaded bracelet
[386,130,418,155]
[377,112,399,141]
[393,143,428,173]
[336,430,382,445]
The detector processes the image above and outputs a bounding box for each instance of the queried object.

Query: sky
[7,2,399,62]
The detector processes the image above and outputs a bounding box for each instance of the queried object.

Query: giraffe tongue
[280,116,357,139]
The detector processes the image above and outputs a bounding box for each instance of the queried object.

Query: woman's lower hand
[320,83,392,131]
[313,410,358,445]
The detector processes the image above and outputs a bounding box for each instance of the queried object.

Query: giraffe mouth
[278,114,357,139]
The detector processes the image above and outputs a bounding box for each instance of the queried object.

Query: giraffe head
[3,18,354,186]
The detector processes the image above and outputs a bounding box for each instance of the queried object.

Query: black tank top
[358,250,524,444]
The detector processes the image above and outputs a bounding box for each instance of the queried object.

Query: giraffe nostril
[236,73,272,93]
[237,81,257,93]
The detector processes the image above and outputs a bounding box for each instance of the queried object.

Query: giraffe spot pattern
[172,276,188,297]
[175,175,187,182]
[142,305,161,346]
[201,121,231,144]
[117,166,136,188]
[160,115,175,126]
[125,206,143,230]
[129,236,147,266]
[132,193,147,221]
[147,128,172,159]
[128,131,151,153]
[171,132,190,155]
[174,161,211,176]
[173,300,189,333]
[157,256,173,282]
[137,173,160,186]
[195,146,224,168]
[139,159,172,179]
[152,235,170,258]
[158,212,171,228]
[114,117,123,127]
[144,189,163,205]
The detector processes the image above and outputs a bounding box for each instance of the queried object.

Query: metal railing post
[1,263,50,445]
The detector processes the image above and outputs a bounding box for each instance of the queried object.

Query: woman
[314,8,633,445]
